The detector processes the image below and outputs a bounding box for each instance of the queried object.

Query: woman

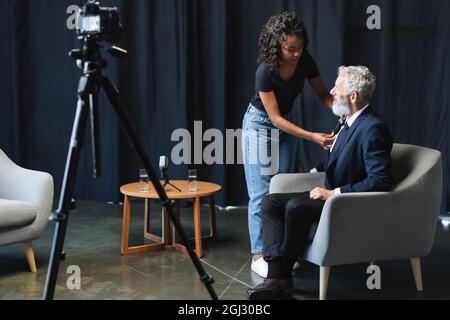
[242,12,334,278]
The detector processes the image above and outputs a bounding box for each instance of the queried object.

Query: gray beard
[332,101,351,117]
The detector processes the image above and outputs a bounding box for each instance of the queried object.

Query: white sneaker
[292,261,301,271]
[251,257,268,278]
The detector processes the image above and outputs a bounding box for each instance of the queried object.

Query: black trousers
[261,191,325,262]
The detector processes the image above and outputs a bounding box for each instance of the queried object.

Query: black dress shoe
[247,278,293,300]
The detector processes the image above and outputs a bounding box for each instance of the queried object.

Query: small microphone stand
[161,168,182,192]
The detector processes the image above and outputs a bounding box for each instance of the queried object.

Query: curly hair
[257,12,309,74]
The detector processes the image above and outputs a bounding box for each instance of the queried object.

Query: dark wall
[1,0,449,210]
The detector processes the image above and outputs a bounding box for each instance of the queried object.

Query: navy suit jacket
[317,107,393,193]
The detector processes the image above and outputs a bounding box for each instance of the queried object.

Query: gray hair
[338,66,376,104]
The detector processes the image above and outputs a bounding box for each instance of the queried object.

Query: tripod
[43,39,217,300]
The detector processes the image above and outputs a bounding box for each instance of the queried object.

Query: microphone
[158,156,181,192]
[159,156,168,179]
[159,155,168,169]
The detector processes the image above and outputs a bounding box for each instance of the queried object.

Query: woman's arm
[308,77,333,110]
[259,91,334,148]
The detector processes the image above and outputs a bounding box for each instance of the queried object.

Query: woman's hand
[310,132,335,149]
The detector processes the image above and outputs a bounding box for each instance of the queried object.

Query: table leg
[144,198,149,234]
[193,196,202,257]
[170,200,190,254]
[120,195,131,254]
[171,200,181,245]
[121,195,165,255]
[172,196,217,257]
[143,199,150,235]
[162,205,171,246]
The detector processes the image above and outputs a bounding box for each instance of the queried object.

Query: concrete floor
[1,200,450,300]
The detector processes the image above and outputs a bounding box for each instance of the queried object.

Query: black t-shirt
[250,50,320,116]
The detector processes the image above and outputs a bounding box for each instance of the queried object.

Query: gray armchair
[0,149,53,272]
[269,143,442,299]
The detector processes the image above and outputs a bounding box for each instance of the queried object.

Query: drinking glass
[139,169,149,192]
[188,169,198,192]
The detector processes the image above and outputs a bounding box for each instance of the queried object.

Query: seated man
[247,65,393,300]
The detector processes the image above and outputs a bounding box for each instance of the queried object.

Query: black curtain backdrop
[1,0,449,210]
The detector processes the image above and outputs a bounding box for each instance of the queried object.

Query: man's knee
[285,197,323,224]
[261,194,283,216]
[286,198,307,211]
[285,198,308,221]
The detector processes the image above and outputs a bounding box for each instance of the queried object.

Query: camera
[77,0,123,43]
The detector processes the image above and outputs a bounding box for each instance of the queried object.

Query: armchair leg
[24,241,37,273]
[320,266,330,300]
[410,257,423,291]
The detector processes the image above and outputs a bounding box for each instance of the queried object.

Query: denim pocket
[244,105,273,127]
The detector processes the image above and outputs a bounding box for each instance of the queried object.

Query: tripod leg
[102,77,218,300]
[167,181,182,192]
[89,93,102,178]
[43,98,90,300]
[208,195,217,240]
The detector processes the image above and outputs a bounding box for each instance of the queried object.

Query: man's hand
[310,187,335,201]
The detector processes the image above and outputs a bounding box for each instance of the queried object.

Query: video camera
[77,0,123,43]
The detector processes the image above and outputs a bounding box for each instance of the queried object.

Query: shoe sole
[248,289,283,300]
[247,286,295,300]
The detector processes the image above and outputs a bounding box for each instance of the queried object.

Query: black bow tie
[331,121,349,154]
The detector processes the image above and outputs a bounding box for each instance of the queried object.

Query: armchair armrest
[0,150,54,243]
[269,172,325,194]
[0,160,54,238]
[0,165,53,213]
[306,189,438,266]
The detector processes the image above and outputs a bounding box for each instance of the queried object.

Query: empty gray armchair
[269,143,443,299]
[0,149,53,272]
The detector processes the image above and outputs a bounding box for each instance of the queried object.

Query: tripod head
[69,40,127,75]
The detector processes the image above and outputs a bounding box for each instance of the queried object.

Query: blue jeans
[242,104,293,254]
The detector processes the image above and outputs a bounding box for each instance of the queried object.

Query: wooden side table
[120,180,221,257]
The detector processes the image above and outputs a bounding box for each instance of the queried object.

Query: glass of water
[188,169,198,192]
[139,169,149,192]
